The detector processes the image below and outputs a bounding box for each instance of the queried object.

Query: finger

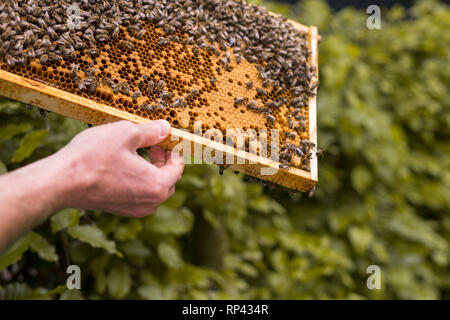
[147,146,167,167]
[132,120,171,149]
[159,151,185,186]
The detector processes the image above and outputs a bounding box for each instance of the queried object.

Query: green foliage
[0,0,449,300]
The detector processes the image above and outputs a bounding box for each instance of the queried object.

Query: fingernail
[155,120,170,137]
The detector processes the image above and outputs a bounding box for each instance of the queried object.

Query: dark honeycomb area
[0,22,311,169]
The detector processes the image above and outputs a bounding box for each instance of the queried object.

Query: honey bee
[120,40,135,50]
[160,90,174,100]
[256,88,267,96]
[135,29,147,40]
[38,108,48,119]
[265,113,275,124]
[155,80,165,92]
[307,186,315,198]
[87,48,100,57]
[120,82,131,95]
[147,80,155,94]
[39,54,48,65]
[131,90,141,100]
[187,88,199,99]
[234,97,249,106]
[171,98,185,108]
[193,46,199,57]
[140,103,153,112]
[169,35,179,42]
[210,77,216,85]
[158,37,169,46]
[246,82,253,89]
[71,63,79,80]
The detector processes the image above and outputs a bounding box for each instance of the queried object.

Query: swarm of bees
[0,0,319,179]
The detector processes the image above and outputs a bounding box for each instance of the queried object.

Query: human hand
[52,120,184,218]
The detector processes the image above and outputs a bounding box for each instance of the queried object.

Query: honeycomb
[0,8,318,192]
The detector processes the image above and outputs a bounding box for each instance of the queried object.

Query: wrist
[46,150,94,210]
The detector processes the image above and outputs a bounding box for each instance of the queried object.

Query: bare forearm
[0,154,78,252]
[0,120,183,253]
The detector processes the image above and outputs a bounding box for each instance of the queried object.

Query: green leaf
[30,237,59,263]
[50,209,83,234]
[146,207,193,235]
[138,285,165,300]
[157,242,183,269]
[0,123,31,141]
[351,166,373,193]
[68,225,121,256]
[0,232,40,271]
[119,239,151,258]
[0,160,7,175]
[60,289,84,300]
[163,191,187,208]
[348,226,374,255]
[0,283,65,300]
[107,265,132,299]
[114,219,143,241]
[11,129,48,163]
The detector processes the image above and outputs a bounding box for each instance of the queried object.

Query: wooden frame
[0,21,318,192]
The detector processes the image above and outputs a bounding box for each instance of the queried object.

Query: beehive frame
[0,18,318,192]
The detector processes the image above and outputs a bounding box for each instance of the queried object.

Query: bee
[169,35,179,42]
[307,186,315,198]
[279,163,290,170]
[84,76,99,93]
[120,82,131,95]
[262,79,272,88]
[291,108,301,117]
[160,90,174,100]
[87,48,100,57]
[187,88,199,99]
[171,98,185,108]
[256,88,267,96]
[147,80,155,94]
[265,113,275,124]
[71,63,79,80]
[158,37,169,46]
[295,147,304,157]
[285,132,297,139]
[210,77,216,85]
[131,90,141,100]
[84,67,97,77]
[218,165,226,175]
[112,27,120,39]
[246,82,253,89]
[312,148,322,158]
[135,29,147,40]
[102,77,114,88]
[39,54,48,65]
[120,40,135,50]
[38,108,48,119]
[155,80,165,92]
[140,103,153,112]
[266,101,279,109]
[234,97,249,106]
[182,37,194,45]
[246,99,259,111]
[192,46,199,57]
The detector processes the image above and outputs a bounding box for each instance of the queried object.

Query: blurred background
[0,0,449,299]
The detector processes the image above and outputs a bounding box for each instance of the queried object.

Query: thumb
[134,120,171,149]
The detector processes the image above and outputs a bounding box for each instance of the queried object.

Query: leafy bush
[0,0,449,299]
